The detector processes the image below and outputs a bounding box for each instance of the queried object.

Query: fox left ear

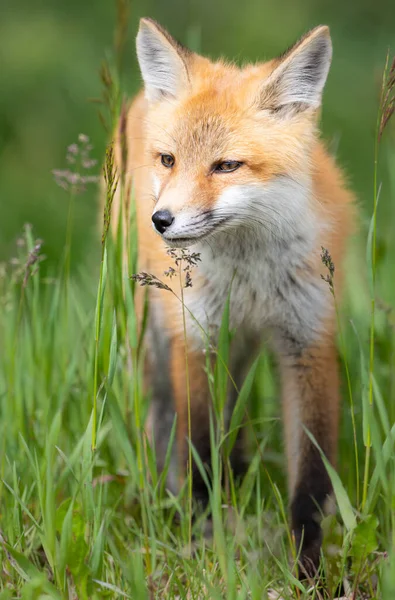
[136,18,191,102]
[260,26,332,113]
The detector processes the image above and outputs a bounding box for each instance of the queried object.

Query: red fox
[112,18,354,574]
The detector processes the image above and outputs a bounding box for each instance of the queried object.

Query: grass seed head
[378,54,395,142]
[320,246,335,293]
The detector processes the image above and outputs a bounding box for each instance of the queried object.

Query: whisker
[126,163,154,173]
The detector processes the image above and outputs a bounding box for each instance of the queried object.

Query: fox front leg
[277,331,340,575]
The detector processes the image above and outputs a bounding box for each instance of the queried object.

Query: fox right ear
[260,26,332,113]
[136,18,191,102]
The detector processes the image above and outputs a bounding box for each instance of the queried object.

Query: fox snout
[152,209,175,233]
[150,205,216,245]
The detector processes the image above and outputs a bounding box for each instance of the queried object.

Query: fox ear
[136,18,190,102]
[260,26,332,113]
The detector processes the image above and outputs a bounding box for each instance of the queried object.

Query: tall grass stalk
[178,259,194,553]
[362,53,391,510]
[92,144,117,451]
[321,248,360,505]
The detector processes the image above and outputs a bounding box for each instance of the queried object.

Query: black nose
[152,209,174,233]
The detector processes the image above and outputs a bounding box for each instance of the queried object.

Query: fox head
[136,18,332,246]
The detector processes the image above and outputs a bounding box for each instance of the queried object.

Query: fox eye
[160,154,175,168]
[215,160,242,173]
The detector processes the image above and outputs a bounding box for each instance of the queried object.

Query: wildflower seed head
[96,61,117,133]
[131,272,172,292]
[131,247,201,296]
[166,247,201,268]
[54,134,99,193]
[78,133,90,144]
[82,158,97,169]
[52,170,100,193]
[185,271,193,288]
[379,54,395,142]
[100,61,114,91]
[164,266,176,279]
[120,101,129,182]
[166,247,201,287]
[102,143,118,245]
[321,247,335,276]
[68,143,78,153]
[8,226,46,288]
[66,144,78,164]
[320,246,335,293]
[23,239,46,287]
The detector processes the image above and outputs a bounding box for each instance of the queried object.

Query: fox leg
[145,315,213,500]
[146,322,251,501]
[169,337,214,502]
[277,332,340,575]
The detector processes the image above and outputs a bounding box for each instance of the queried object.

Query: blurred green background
[1,0,394,272]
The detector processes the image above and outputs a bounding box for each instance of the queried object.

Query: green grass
[0,29,395,600]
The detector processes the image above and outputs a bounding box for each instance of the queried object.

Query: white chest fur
[183,179,330,348]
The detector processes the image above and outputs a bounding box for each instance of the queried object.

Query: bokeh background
[1,0,394,274]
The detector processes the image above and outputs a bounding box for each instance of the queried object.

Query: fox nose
[152,209,174,234]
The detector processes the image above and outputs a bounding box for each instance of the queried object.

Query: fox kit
[112,18,354,574]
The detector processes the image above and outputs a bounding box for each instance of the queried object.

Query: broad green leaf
[304,428,356,532]
[90,520,105,578]
[350,514,378,564]
[227,356,259,453]
[58,498,74,577]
